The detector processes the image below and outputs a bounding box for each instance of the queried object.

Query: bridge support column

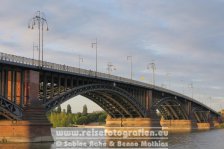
[0,120,52,143]
[27,70,40,106]
[160,119,197,132]
[197,123,211,130]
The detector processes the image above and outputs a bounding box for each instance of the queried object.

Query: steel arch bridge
[0,52,221,124]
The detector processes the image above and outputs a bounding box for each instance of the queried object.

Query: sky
[0,0,224,112]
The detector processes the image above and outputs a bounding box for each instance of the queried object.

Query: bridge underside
[44,83,147,118]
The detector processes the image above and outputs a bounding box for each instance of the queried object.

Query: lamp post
[32,43,38,64]
[107,62,116,75]
[189,83,193,99]
[127,56,132,80]
[180,80,185,94]
[91,38,98,76]
[28,11,49,67]
[78,55,83,73]
[166,72,171,89]
[208,96,212,108]
[147,62,156,86]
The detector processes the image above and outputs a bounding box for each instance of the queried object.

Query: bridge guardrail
[0,52,152,87]
[0,51,178,88]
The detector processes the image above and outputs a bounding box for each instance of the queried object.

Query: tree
[87,113,99,122]
[98,112,107,122]
[76,116,88,125]
[67,104,72,114]
[82,104,88,115]
[57,105,61,113]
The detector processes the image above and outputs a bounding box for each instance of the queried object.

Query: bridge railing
[0,52,152,87]
[0,52,40,66]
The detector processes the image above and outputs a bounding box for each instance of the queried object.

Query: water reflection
[169,129,224,149]
[0,129,224,149]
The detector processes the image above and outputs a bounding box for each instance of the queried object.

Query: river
[0,129,223,149]
[168,129,224,149]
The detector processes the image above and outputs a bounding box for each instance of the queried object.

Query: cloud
[0,0,223,111]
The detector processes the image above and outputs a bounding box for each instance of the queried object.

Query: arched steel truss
[192,107,210,123]
[151,97,189,120]
[0,96,23,120]
[44,84,147,118]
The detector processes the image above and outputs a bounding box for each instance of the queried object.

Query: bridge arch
[44,84,147,118]
[192,107,210,123]
[0,96,23,120]
[151,97,188,120]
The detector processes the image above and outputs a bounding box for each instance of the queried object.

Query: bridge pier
[0,120,52,143]
[160,120,215,131]
[160,119,197,132]
[197,123,211,130]
[106,116,160,127]
[0,104,53,143]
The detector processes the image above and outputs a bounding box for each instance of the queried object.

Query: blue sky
[0,0,224,112]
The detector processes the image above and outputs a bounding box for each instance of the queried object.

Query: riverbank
[217,123,224,128]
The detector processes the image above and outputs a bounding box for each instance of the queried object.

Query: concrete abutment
[106,117,216,132]
[0,120,53,143]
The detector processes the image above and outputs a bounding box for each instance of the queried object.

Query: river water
[168,129,224,149]
[0,129,223,149]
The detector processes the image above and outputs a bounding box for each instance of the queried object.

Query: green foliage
[77,112,82,118]
[98,112,107,122]
[76,116,88,125]
[87,113,99,122]
[67,104,72,114]
[218,123,224,128]
[82,104,88,115]
[48,105,106,127]
[56,105,61,113]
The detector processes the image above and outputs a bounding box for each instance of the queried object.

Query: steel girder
[151,97,188,120]
[44,84,147,118]
[192,107,210,123]
[82,91,140,118]
[82,92,124,118]
[95,92,133,117]
[0,95,23,120]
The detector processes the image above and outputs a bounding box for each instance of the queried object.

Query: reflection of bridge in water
[0,52,221,142]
